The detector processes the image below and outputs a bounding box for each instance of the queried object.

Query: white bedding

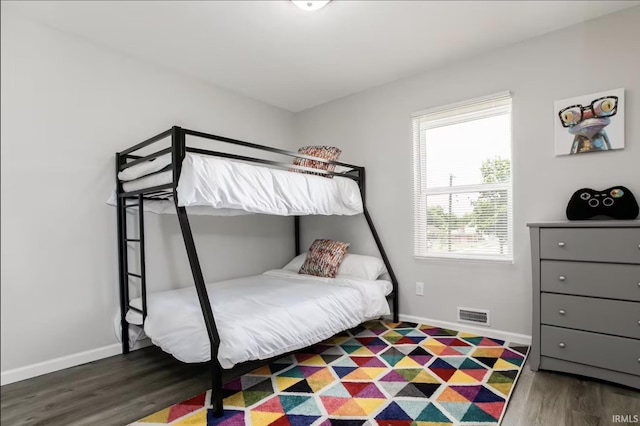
[126,269,391,367]
[116,153,363,216]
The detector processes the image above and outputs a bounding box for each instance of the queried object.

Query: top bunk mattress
[117,154,363,216]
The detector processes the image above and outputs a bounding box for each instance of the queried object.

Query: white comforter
[116,153,363,216]
[126,269,391,367]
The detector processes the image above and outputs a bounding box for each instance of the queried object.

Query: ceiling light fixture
[292,0,331,11]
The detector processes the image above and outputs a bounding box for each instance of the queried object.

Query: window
[412,92,513,261]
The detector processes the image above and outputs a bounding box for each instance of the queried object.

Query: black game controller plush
[566,186,639,220]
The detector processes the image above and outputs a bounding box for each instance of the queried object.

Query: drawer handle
[558,242,566,247]
[559,343,566,348]
[559,310,566,315]
[559,276,566,281]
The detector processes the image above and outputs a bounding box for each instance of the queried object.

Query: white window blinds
[412,92,513,261]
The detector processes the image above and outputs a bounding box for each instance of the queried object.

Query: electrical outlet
[415,282,424,296]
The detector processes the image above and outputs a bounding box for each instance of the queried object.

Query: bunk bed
[115,126,399,417]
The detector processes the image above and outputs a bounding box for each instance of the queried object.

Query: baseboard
[398,314,532,346]
[1,338,151,386]
[0,344,120,386]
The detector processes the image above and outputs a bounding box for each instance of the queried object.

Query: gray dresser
[527,221,640,389]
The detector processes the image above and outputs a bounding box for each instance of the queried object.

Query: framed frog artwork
[554,88,625,156]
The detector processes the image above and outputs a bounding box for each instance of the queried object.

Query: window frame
[412,91,514,262]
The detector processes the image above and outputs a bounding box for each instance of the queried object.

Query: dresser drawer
[541,293,640,339]
[541,325,640,376]
[539,228,640,264]
[541,260,640,301]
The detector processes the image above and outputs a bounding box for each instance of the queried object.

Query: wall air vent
[457,307,490,326]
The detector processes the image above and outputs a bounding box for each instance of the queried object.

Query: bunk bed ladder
[116,191,148,354]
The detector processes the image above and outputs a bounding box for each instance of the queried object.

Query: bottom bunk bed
[125,264,392,369]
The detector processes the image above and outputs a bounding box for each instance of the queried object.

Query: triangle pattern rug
[130,320,529,426]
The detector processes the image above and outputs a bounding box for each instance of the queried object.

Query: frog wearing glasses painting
[558,95,618,154]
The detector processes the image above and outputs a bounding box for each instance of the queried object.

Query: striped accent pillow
[299,239,350,278]
[291,146,342,178]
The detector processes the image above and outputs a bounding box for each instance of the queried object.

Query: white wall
[296,7,640,336]
[0,12,297,374]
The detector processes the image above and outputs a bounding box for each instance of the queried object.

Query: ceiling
[4,1,638,112]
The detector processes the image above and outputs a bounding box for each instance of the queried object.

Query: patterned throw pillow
[291,146,342,179]
[299,239,350,278]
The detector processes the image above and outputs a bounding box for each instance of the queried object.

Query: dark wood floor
[1,346,639,426]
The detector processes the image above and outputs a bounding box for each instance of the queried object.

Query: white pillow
[339,253,388,280]
[335,165,354,174]
[282,253,308,273]
[118,153,172,181]
[283,252,387,281]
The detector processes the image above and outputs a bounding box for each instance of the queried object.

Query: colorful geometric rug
[131,320,528,426]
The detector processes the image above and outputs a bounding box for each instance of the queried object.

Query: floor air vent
[457,307,490,326]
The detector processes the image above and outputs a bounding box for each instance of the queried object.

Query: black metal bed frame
[115,126,399,417]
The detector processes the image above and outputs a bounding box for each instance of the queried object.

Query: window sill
[414,254,514,264]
